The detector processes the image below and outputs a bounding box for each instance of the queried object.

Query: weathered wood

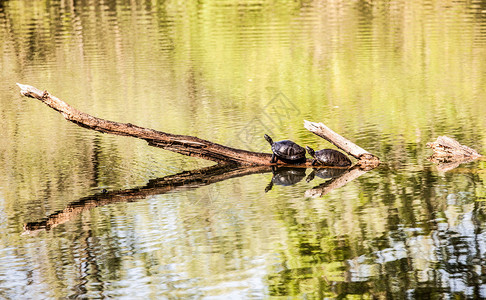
[426,136,482,171]
[427,136,482,160]
[304,120,380,165]
[17,83,278,165]
[17,83,380,167]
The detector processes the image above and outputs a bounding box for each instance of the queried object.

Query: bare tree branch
[17,83,380,167]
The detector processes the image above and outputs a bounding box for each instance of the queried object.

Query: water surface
[1,0,486,298]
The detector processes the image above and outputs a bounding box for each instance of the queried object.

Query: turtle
[265,167,307,192]
[306,146,352,167]
[264,134,306,164]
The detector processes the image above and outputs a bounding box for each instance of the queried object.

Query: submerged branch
[427,136,482,160]
[427,136,482,171]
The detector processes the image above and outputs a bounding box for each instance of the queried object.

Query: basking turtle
[306,146,352,167]
[264,134,306,164]
[265,167,307,192]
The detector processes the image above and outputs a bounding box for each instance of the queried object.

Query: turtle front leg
[311,159,317,166]
[270,154,277,164]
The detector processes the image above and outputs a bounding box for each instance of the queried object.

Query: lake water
[1,0,486,298]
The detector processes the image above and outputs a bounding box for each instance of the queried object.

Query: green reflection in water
[0,0,486,298]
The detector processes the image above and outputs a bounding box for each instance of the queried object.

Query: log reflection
[305,165,371,198]
[24,163,378,232]
[24,164,271,232]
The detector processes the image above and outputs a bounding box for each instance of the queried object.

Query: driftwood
[16,83,382,231]
[304,121,375,160]
[427,136,482,160]
[16,83,380,167]
[304,120,380,168]
[17,84,271,165]
[427,136,482,171]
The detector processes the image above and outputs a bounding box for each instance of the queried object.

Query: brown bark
[427,136,482,160]
[17,83,379,167]
[17,83,276,165]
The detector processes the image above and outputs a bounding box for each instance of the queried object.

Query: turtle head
[306,146,316,157]
[264,134,273,145]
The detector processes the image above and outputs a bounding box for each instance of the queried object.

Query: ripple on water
[1,0,486,299]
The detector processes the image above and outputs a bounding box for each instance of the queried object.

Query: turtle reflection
[306,167,348,183]
[265,167,307,192]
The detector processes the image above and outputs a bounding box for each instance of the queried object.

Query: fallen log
[304,120,379,168]
[17,83,379,167]
[427,136,482,161]
[17,83,273,165]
